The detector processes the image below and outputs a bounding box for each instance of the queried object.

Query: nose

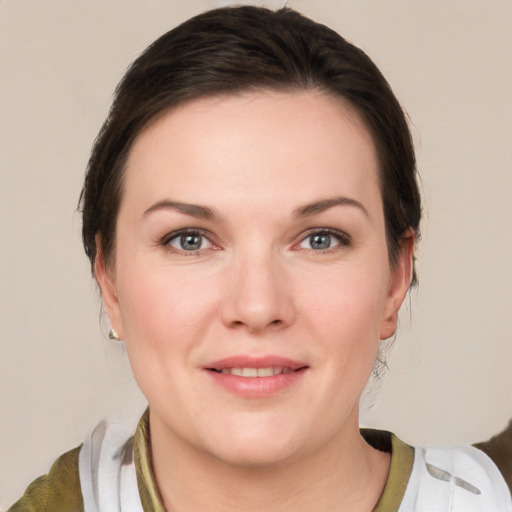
[220,251,296,333]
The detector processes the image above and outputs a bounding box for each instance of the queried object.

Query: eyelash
[160,229,216,256]
[297,228,352,253]
[159,228,351,255]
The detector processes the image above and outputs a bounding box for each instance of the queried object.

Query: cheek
[301,264,389,341]
[298,261,390,390]
[115,263,222,405]
[118,266,220,343]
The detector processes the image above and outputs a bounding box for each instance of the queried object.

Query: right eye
[296,228,351,252]
[164,230,214,253]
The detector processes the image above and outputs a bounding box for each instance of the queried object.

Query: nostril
[228,318,284,331]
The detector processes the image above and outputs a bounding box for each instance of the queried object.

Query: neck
[149,410,390,512]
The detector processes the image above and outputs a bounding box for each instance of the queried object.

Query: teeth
[219,367,293,377]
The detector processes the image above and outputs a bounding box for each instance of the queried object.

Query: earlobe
[380,230,415,340]
[94,239,124,339]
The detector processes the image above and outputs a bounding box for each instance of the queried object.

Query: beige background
[1,0,511,506]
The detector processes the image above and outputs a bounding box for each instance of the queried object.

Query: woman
[8,6,511,512]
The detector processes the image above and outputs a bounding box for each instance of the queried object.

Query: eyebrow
[143,200,221,222]
[143,195,368,222]
[293,196,369,219]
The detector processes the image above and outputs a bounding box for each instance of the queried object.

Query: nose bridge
[223,241,294,332]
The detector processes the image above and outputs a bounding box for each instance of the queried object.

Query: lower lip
[206,369,307,398]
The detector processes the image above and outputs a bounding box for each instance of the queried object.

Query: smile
[205,357,308,397]
[212,367,296,377]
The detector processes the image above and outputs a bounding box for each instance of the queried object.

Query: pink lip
[206,355,307,371]
[204,355,309,398]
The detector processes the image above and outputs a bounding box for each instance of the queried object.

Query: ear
[94,237,124,340]
[380,230,415,340]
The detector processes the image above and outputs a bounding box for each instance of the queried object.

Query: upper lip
[205,355,308,371]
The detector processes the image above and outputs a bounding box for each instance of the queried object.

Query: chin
[197,414,313,468]
[210,438,304,469]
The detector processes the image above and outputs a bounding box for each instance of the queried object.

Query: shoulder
[79,416,144,511]
[400,443,512,511]
[7,446,83,512]
[7,414,144,512]
[475,420,512,492]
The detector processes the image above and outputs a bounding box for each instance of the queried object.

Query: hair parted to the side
[80,5,421,283]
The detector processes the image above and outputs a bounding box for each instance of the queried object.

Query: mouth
[207,366,306,377]
[204,356,308,397]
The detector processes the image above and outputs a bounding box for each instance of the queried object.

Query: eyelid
[295,227,352,250]
[158,227,350,254]
[160,228,218,253]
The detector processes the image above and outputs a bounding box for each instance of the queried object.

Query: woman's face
[97,91,412,466]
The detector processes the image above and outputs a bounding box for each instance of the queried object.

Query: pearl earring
[109,328,121,341]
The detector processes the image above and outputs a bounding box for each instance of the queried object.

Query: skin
[96,90,414,511]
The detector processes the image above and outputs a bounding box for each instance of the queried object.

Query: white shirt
[79,419,512,512]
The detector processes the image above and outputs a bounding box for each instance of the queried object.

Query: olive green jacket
[10,412,510,511]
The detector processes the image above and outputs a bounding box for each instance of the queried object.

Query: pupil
[311,233,330,250]
[181,234,201,250]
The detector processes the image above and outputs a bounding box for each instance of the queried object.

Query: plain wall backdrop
[1,0,511,506]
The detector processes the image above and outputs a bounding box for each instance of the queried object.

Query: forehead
[122,90,381,216]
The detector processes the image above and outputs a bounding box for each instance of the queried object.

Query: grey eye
[180,233,203,250]
[168,232,212,251]
[298,230,349,251]
[308,233,332,250]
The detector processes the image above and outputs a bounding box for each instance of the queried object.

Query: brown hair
[80,6,421,281]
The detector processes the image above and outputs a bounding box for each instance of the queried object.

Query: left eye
[298,231,347,251]
[167,232,213,252]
